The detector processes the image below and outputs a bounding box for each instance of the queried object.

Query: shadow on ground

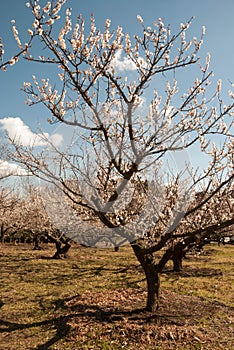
[1,288,233,349]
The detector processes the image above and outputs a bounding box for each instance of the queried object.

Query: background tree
[0,178,72,257]
[6,1,234,311]
[163,181,234,272]
[0,147,22,243]
[0,19,33,242]
[0,186,20,242]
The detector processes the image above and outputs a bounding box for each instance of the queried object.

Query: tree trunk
[46,232,71,259]
[0,223,5,242]
[33,235,42,250]
[52,239,71,259]
[172,253,182,272]
[144,260,160,311]
[131,242,160,312]
[172,243,184,272]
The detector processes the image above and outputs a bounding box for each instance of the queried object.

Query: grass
[0,243,233,349]
[161,245,234,306]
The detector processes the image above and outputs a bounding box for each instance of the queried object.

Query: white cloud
[111,49,147,72]
[112,50,137,71]
[0,117,63,147]
[0,160,28,177]
[49,133,64,146]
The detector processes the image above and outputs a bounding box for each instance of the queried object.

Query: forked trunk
[47,232,71,259]
[52,240,71,259]
[131,242,160,312]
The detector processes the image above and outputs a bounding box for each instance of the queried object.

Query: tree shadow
[1,290,233,349]
[0,304,141,349]
[0,316,71,350]
[163,266,223,277]
[0,292,183,349]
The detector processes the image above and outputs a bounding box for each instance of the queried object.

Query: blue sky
[0,0,233,175]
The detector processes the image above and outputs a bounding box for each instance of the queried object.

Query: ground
[0,243,233,349]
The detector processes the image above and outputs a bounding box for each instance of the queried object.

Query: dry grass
[0,243,233,349]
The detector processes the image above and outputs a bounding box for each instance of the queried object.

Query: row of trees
[1,0,233,311]
[0,180,72,257]
[0,179,232,256]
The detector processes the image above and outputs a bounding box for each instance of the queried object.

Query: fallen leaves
[63,288,234,349]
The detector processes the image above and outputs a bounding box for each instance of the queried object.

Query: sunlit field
[0,243,233,349]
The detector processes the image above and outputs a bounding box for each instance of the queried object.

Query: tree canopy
[2,0,234,311]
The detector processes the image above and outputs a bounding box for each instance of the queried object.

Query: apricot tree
[6,0,234,311]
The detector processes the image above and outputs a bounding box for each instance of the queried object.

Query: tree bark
[144,259,160,312]
[172,254,182,272]
[33,234,42,250]
[52,239,71,259]
[47,232,71,259]
[0,223,5,242]
[131,242,160,312]
[172,242,184,272]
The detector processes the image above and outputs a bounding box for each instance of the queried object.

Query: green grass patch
[0,243,233,349]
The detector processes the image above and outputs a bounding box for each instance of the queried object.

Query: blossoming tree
[7,0,234,311]
[0,22,32,71]
[0,187,20,242]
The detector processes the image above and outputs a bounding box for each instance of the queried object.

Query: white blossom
[38,28,43,36]
[47,18,55,26]
[137,15,143,24]
[9,57,16,65]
